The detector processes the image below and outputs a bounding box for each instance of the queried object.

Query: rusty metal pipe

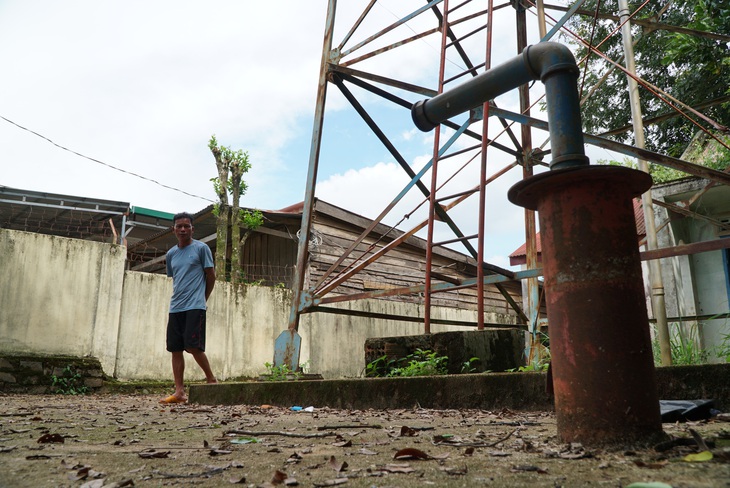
[411,41,664,446]
[508,166,664,446]
[412,42,588,170]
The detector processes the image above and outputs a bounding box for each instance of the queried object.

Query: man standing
[160,212,217,404]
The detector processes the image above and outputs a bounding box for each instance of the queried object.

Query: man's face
[173,218,193,245]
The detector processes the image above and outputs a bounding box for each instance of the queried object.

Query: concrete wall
[111,272,503,380]
[652,179,730,359]
[0,230,125,376]
[686,221,729,356]
[0,229,517,381]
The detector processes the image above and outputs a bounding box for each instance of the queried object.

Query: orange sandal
[159,395,187,404]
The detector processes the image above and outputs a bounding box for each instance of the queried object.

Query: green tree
[564,0,730,158]
[208,135,263,288]
[603,131,730,183]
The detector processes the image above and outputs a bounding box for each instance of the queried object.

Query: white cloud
[317,150,530,267]
[0,0,553,258]
[0,1,332,211]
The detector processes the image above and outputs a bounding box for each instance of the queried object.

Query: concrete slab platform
[190,363,730,412]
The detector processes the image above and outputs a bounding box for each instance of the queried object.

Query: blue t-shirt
[166,240,214,312]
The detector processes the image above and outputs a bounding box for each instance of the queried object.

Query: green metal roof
[130,206,175,220]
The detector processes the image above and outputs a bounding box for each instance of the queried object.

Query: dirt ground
[0,393,729,488]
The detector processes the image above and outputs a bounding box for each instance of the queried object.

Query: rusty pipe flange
[507,164,652,210]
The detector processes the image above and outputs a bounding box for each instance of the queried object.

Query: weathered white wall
[300,301,510,378]
[115,272,293,380]
[652,179,730,361]
[115,272,505,380]
[687,221,730,359]
[0,229,125,376]
[0,229,517,381]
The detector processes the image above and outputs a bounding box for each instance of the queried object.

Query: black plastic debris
[659,399,718,423]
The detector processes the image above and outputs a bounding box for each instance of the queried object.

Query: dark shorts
[166,309,207,352]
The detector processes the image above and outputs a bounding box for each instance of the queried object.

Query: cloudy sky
[0,1,619,268]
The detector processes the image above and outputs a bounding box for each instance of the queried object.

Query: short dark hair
[173,212,194,225]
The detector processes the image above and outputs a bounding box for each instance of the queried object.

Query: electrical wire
[0,114,215,203]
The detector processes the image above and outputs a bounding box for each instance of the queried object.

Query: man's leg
[162,312,188,403]
[171,351,187,399]
[188,348,217,384]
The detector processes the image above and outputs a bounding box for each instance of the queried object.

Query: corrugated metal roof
[0,186,181,246]
[0,185,129,243]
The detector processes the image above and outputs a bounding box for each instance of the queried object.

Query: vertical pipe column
[509,165,665,446]
[413,42,666,445]
[517,5,541,364]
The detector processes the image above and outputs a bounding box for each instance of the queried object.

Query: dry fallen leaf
[393,447,430,460]
[61,460,85,470]
[488,450,511,457]
[286,452,303,464]
[382,463,415,474]
[399,426,418,437]
[433,434,460,444]
[271,469,288,485]
[102,481,134,488]
[138,449,170,459]
[510,465,548,474]
[67,466,90,481]
[37,433,64,444]
[440,464,468,475]
[313,478,348,486]
[560,451,592,460]
[328,455,348,472]
[79,480,104,488]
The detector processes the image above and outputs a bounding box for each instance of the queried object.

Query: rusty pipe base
[508,165,666,447]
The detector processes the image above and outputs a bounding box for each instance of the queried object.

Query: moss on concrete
[190,371,553,411]
[0,354,106,394]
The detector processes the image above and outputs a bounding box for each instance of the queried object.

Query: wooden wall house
[126,199,527,322]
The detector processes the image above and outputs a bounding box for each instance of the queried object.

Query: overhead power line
[0,114,215,203]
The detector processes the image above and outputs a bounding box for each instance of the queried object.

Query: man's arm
[204,267,215,301]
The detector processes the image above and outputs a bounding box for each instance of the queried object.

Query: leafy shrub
[461,356,481,374]
[365,349,449,378]
[51,366,90,395]
[261,361,310,381]
[653,322,730,366]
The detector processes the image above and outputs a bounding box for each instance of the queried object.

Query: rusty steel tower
[275,0,730,442]
[278,0,730,406]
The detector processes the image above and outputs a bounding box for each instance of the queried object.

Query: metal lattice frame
[287,0,730,361]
